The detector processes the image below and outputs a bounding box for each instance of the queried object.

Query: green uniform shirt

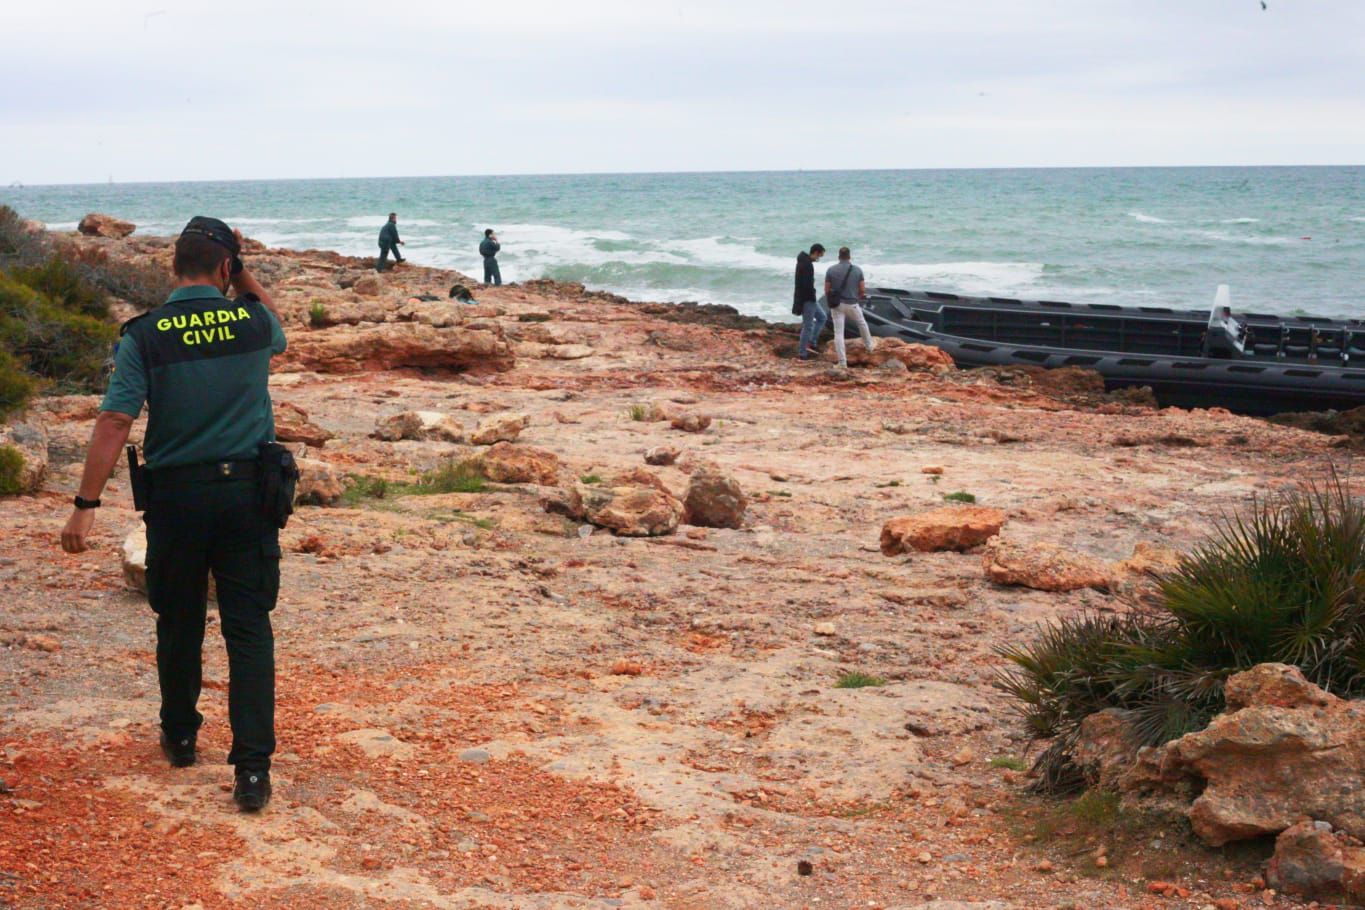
[101,285,287,470]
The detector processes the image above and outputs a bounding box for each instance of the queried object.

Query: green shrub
[0,444,25,495]
[627,404,651,421]
[309,302,328,328]
[944,491,977,503]
[0,274,116,390]
[82,256,174,312]
[997,471,1365,791]
[11,258,108,318]
[835,671,886,689]
[0,350,36,419]
[0,205,47,268]
[580,473,603,485]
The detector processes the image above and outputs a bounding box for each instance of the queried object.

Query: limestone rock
[982,536,1112,591]
[825,337,955,373]
[279,322,514,374]
[544,482,682,537]
[471,412,529,445]
[879,506,1006,555]
[1073,708,1143,790]
[373,410,464,443]
[77,213,135,238]
[1115,541,1183,579]
[121,527,148,594]
[1265,820,1365,901]
[0,421,48,494]
[683,466,746,529]
[644,445,679,466]
[352,275,382,297]
[478,442,560,485]
[670,413,712,433]
[295,457,344,506]
[612,466,673,496]
[1140,663,1365,846]
[274,402,333,448]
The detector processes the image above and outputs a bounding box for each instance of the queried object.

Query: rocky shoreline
[0,222,1354,909]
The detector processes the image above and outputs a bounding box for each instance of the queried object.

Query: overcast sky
[3,1,1362,185]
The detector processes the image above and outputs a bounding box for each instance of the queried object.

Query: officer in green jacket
[61,217,288,812]
[479,228,502,286]
[377,212,405,271]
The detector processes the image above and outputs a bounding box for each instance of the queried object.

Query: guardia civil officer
[61,217,289,812]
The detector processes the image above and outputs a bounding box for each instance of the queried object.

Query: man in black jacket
[794,243,826,360]
[376,213,404,272]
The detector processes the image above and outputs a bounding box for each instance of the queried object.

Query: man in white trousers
[824,246,875,368]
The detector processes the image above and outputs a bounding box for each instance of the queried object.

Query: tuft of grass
[990,755,1028,771]
[768,489,792,498]
[997,469,1365,791]
[412,459,489,495]
[835,671,887,689]
[580,473,604,485]
[944,491,977,503]
[308,301,328,327]
[0,444,25,495]
[341,474,389,506]
[626,403,651,422]
[874,480,902,489]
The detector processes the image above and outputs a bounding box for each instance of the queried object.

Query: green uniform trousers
[145,471,280,773]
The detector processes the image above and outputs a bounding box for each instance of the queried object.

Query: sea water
[4,166,1362,321]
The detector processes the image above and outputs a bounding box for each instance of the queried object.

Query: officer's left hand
[61,508,96,554]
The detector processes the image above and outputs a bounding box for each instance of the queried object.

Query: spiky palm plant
[997,470,1365,790]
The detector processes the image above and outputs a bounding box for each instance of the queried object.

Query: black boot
[160,732,197,768]
[233,770,271,812]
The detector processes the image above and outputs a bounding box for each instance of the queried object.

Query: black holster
[258,442,300,529]
[127,445,149,512]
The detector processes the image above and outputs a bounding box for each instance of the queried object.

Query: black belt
[148,459,261,485]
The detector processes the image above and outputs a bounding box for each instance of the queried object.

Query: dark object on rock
[415,293,440,302]
[797,860,814,876]
[449,283,474,302]
[1269,405,1365,440]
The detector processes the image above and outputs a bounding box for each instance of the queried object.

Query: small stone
[1034,859,1054,873]
[644,445,679,466]
[813,622,837,636]
[459,748,491,764]
[917,851,932,864]
[951,746,975,766]
[670,413,712,433]
[921,465,945,475]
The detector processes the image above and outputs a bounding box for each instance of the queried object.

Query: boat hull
[849,290,1365,416]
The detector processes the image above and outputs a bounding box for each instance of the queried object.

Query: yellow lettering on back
[183,331,197,345]
[172,315,187,329]
[203,311,217,326]
[236,307,251,321]
[156,318,170,331]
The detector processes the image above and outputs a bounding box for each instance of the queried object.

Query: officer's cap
[179,216,240,256]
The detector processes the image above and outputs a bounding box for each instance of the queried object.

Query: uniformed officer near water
[60,217,293,812]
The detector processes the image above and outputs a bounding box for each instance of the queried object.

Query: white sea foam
[1220,217,1260,224]
[864,261,1046,293]
[344,215,441,228]
[1188,229,1297,247]
[1128,212,1170,224]
[1351,216,1365,223]
[227,216,333,226]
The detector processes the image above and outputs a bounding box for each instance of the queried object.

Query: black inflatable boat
[849,287,1365,415]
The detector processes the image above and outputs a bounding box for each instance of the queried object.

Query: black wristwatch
[73,495,101,510]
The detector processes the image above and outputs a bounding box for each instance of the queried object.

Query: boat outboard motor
[1204,285,1246,358]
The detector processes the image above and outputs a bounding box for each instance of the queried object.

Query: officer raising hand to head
[61,217,290,812]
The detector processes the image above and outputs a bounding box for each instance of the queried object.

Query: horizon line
[6,162,1363,191]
